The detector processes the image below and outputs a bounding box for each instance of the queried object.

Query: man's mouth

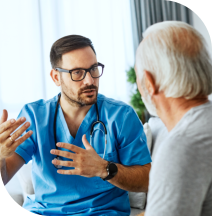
[83,89,96,93]
[79,85,98,98]
[82,89,96,96]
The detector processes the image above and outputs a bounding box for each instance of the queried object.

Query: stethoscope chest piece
[53,156,63,169]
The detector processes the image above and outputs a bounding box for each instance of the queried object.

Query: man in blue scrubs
[0,35,151,215]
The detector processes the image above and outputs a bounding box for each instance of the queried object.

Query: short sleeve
[117,107,152,166]
[15,105,37,164]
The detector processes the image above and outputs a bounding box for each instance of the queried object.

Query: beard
[141,86,158,117]
[60,75,98,107]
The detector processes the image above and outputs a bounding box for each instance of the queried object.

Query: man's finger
[1,117,27,139]
[82,134,93,150]
[57,169,80,175]
[5,122,31,147]
[52,159,76,168]
[0,118,17,134]
[0,109,8,124]
[56,142,84,153]
[50,149,76,160]
[11,130,33,150]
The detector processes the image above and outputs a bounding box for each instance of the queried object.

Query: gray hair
[136,21,212,99]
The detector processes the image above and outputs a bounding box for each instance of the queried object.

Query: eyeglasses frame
[55,62,104,82]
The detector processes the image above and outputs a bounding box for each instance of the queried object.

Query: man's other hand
[0,109,33,160]
[50,134,108,178]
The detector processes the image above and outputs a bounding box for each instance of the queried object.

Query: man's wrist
[99,159,109,179]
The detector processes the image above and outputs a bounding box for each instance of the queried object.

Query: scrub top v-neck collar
[57,102,97,145]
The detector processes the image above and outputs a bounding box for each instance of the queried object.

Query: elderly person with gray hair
[135,21,212,216]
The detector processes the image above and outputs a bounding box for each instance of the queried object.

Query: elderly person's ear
[144,71,156,96]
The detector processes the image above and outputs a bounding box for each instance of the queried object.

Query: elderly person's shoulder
[168,100,212,142]
[151,100,212,187]
[156,100,212,158]
[146,101,212,215]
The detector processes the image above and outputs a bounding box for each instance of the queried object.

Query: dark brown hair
[50,35,96,69]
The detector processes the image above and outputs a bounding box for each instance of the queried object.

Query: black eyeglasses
[55,62,104,81]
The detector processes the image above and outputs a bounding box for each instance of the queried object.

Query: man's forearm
[0,158,8,185]
[101,162,151,192]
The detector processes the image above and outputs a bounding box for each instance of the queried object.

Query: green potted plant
[126,67,147,123]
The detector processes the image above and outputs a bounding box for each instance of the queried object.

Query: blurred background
[0,0,211,122]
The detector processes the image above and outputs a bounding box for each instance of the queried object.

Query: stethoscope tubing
[53,93,107,168]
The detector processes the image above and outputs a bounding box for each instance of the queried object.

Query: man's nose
[83,72,94,85]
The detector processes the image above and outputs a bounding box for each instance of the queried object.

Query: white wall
[192,12,212,101]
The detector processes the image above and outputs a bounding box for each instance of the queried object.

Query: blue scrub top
[15,94,151,216]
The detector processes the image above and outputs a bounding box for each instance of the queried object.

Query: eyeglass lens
[71,65,103,81]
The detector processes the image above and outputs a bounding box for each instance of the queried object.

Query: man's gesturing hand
[0,109,33,160]
[51,134,108,178]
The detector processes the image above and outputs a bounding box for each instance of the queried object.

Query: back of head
[50,35,96,69]
[136,21,212,99]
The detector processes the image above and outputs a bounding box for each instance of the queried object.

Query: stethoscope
[53,93,107,169]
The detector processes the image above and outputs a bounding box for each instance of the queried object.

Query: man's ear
[144,70,156,96]
[50,69,61,87]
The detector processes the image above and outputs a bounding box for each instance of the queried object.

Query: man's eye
[91,66,98,71]
[73,71,80,75]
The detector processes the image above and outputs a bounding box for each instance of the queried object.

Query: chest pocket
[94,150,118,189]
